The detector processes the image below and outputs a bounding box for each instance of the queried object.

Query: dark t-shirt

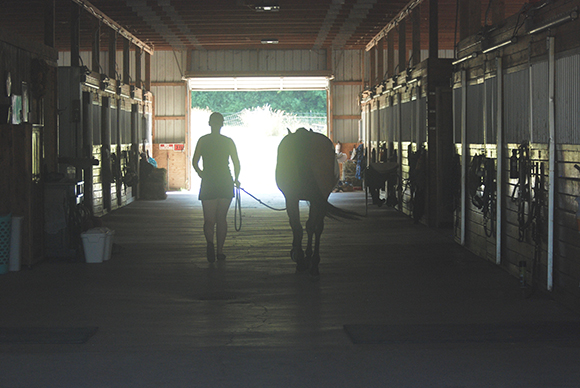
[196,133,235,200]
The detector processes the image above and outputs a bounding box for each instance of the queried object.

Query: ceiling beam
[72,0,154,55]
[365,0,424,52]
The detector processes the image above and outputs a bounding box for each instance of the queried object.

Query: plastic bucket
[81,228,107,263]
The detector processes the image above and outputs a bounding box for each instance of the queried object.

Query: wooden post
[123,38,130,85]
[398,19,406,73]
[387,30,395,77]
[412,6,421,66]
[429,0,438,60]
[108,29,117,80]
[71,2,80,67]
[459,0,482,41]
[92,19,100,73]
[44,0,55,48]
[377,37,384,82]
[370,46,376,86]
[145,52,151,91]
[135,48,142,89]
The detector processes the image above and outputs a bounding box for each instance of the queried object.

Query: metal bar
[496,57,503,265]
[461,70,467,245]
[547,36,555,291]
[366,0,425,51]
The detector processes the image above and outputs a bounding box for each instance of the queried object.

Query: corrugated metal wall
[556,52,580,144]
[332,50,363,143]
[151,51,187,144]
[531,60,549,144]
[504,68,530,143]
[191,49,328,72]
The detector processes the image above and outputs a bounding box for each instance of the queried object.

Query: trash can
[9,216,23,271]
[0,214,11,274]
[81,228,107,263]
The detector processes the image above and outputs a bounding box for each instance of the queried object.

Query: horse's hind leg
[286,200,307,272]
[308,203,326,278]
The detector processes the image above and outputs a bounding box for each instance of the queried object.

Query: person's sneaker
[207,243,215,263]
[217,253,226,261]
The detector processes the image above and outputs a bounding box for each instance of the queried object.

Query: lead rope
[234,186,243,232]
[234,186,286,232]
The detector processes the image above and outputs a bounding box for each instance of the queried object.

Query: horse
[275,127,354,278]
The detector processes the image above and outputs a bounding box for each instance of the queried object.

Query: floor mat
[0,327,98,344]
[343,322,580,345]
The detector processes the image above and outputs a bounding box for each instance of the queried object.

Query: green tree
[191,90,327,115]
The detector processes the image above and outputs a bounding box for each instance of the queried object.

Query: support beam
[370,46,376,86]
[145,52,151,91]
[123,38,130,85]
[459,0,482,41]
[135,48,142,89]
[387,30,395,77]
[399,19,407,73]
[44,0,55,48]
[412,6,421,66]
[366,0,425,51]
[71,0,153,55]
[377,37,384,83]
[429,0,438,59]
[92,19,101,73]
[108,29,117,80]
[71,2,80,67]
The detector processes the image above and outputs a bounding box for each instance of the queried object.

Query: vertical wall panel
[531,60,549,144]
[485,76,497,144]
[401,102,413,141]
[556,53,580,144]
[453,86,462,143]
[504,68,530,143]
[466,82,484,144]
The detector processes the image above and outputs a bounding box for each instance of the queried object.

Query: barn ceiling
[1,0,529,53]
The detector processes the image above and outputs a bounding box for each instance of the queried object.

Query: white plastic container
[81,228,107,263]
[9,216,23,271]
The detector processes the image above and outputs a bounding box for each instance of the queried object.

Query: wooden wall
[452,0,580,309]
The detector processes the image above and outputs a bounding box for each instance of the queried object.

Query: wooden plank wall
[452,0,580,309]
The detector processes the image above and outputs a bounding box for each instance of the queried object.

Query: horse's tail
[325,201,360,220]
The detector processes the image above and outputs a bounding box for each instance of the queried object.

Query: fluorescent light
[452,52,478,66]
[261,39,279,44]
[528,10,578,35]
[188,76,329,91]
[482,37,517,54]
[255,4,280,12]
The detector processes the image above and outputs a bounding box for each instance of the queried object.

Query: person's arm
[230,139,241,187]
[192,139,204,178]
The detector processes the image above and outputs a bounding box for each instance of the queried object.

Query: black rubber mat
[344,322,580,344]
[0,327,98,344]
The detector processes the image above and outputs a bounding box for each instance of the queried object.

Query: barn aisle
[0,191,579,387]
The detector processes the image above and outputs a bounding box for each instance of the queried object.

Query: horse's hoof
[296,261,309,273]
[290,248,304,263]
[309,267,320,280]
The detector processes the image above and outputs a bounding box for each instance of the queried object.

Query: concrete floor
[1,190,579,387]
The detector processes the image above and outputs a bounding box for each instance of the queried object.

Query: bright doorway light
[190,106,327,196]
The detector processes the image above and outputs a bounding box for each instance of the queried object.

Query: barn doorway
[187,76,330,196]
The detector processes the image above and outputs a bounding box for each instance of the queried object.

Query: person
[192,112,240,263]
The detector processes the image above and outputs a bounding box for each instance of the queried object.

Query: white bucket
[81,228,107,263]
[9,216,23,271]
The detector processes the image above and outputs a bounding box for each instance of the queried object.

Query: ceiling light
[261,39,279,44]
[255,4,280,12]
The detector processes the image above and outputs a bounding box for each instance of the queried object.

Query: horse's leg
[305,204,315,262]
[286,199,306,272]
[309,202,326,278]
